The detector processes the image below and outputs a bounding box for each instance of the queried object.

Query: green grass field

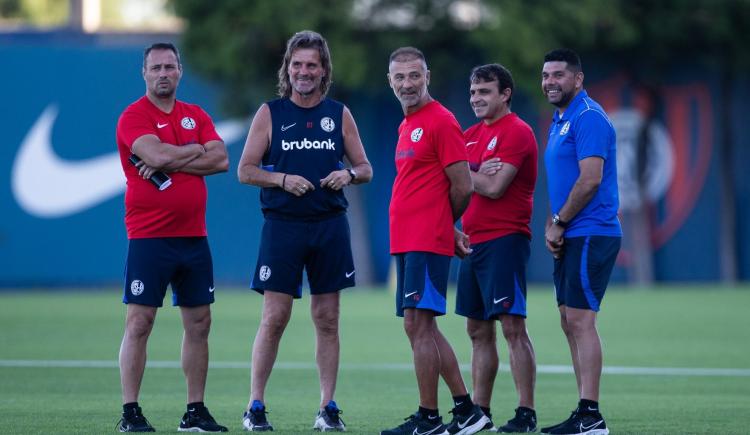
[1,285,749,434]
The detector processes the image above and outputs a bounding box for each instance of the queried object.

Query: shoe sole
[178,428,226,433]
[452,414,491,435]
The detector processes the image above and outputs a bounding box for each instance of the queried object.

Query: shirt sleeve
[196,107,222,144]
[575,109,613,160]
[493,123,536,168]
[434,114,468,168]
[117,109,156,151]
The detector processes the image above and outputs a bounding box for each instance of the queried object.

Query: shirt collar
[553,89,588,123]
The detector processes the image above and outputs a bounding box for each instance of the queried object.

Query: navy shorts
[394,252,451,317]
[123,237,215,307]
[251,214,355,298]
[456,233,530,320]
[554,236,621,311]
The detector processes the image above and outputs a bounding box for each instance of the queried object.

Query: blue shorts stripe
[508,273,526,316]
[579,236,600,311]
[416,267,447,314]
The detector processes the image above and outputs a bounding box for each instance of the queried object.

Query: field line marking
[1,360,749,377]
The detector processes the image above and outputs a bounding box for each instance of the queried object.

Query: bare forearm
[558,179,599,222]
[238,164,285,188]
[450,186,471,222]
[350,162,373,184]
[471,172,497,198]
[177,148,229,175]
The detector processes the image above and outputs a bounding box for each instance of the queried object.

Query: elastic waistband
[262,209,345,222]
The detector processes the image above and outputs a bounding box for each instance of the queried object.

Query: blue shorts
[251,214,355,298]
[554,236,621,311]
[456,233,530,320]
[394,252,451,317]
[123,237,215,307]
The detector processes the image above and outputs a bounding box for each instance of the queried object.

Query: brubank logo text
[281,138,336,151]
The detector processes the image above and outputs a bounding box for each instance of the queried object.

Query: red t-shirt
[116,96,221,239]
[389,101,468,255]
[461,113,538,243]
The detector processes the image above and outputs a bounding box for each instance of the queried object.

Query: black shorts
[456,233,530,320]
[123,237,215,307]
[251,214,355,298]
[553,236,621,311]
[394,252,451,317]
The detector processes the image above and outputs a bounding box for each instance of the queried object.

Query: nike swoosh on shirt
[493,297,509,304]
[281,123,296,131]
[465,141,478,146]
[157,122,168,128]
[11,105,247,218]
[404,291,418,298]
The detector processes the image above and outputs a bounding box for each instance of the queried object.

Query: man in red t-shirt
[114,43,228,433]
[454,64,539,433]
[381,47,488,435]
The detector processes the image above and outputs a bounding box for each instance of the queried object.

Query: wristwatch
[346,168,357,182]
[552,213,568,228]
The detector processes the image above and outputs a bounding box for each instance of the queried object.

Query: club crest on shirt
[560,121,570,136]
[181,117,196,130]
[320,117,335,132]
[487,136,498,150]
[410,128,423,142]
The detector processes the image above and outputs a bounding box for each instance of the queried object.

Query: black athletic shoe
[497,407,537,433]
[542,410,608,435]
[540,408,579,434]
[480,410,495,432]
[313,400,346,431]
[117,406,155,432]
[445,404,491,435]
[178,406,228,432]
[380,412,448,435]
[242,401,273,431]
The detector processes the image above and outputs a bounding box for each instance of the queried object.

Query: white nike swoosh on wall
[11,104,247,218]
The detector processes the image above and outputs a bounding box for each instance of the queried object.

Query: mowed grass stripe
[2,359,749,376]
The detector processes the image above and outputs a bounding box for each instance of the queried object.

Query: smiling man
[540,48,621,435]
[381,47,488,435]
[115,42,229,433]
[237,30,372,432]
[454,64,539,433]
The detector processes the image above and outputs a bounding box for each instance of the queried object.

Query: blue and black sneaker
[242,400,274,432]
[313,400,346,431]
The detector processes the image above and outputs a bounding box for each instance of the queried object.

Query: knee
[312,311,339,337]
[186,312,212,340]
[500,319,526,343]
[403,311,432,341]
[261,311,290,339]
[467,321,495,346]
[126,314,155,340]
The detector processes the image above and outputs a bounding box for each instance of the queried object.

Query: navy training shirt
[261,97,348,219]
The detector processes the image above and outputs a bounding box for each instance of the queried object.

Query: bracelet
[282,174,287,190]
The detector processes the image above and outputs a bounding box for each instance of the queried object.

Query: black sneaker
[480,410,495,432]
[313,400,346,432]
[445,404,490,435]
[497,407,537,433]
[242,400,273,431]
[380,412,448,435]
[542,410,608,435]
[178,406,228,432]
[117,406,155,432]
[540,408,579,434]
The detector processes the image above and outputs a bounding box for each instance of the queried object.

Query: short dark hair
[143,42,181,69]
[389,46,427,67]
[544,48,582,73]
[277,30,333,98]
[470,63,514,105]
